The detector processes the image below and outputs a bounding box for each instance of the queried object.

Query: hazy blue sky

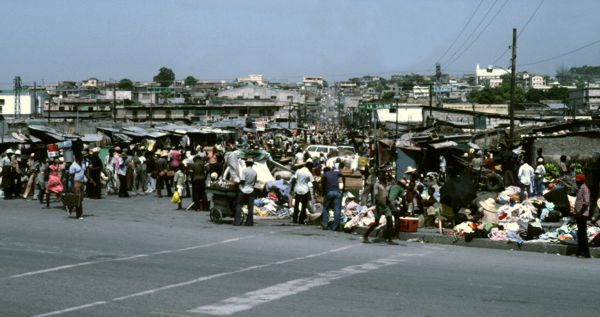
[1,0,599,86]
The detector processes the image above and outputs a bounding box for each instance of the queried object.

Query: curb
[353,226,599,258]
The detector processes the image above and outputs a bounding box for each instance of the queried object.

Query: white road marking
[188,254,412,315]
[31,245,356,317]
[10,228,298,279]
[32,301,108,317]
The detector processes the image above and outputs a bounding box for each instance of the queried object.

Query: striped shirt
[575,183,590,217]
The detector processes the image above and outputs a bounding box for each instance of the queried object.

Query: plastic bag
[171,192,181,204]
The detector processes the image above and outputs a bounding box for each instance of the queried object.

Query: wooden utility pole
[112,83,117,122]
[429,83,433,123]
[509,28,517,142]
[33,81,37,117]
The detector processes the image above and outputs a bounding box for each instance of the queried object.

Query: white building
[0,89,47,118]
[236,74,264,85]
[303,76,324,86]
[80,78,100,88]
[217,85,304,103]
[475,64,510,86]
[530,75,546,90]
[411,85,430,99]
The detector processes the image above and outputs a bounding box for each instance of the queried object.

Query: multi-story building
[0,89,47,118]
[530,75,546,90]
[570,84,600,112]
[303,76,324,87]
[475,64,510,86]
[80,78,101,89]
[411,85,430,99]
[235,74,264,86]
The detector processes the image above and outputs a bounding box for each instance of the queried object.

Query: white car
[304,145,338,159]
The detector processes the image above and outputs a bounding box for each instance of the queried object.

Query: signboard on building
[255,117,267,131]
[357,103,393,111]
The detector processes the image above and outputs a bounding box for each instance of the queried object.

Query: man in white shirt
[235,157,257,226]
[68,152,86,219]
[518,159,535,196]
[291,161,314,224]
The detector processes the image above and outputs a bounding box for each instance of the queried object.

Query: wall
[534,135,600,162]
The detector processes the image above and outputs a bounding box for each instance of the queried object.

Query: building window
[270,96,277,100]
[132,110,138,119]
[254,95,260,100]
[0,99,5,105]
[166,110,172,120]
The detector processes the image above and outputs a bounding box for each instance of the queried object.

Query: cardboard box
[399,217,418,232]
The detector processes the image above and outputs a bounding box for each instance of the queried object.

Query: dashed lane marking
[188,253,420,315]
[9,227,300,279]
[31,245,356,317]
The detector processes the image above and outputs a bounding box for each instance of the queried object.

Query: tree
[381,91,395,100]
[545,86,570,103]
[525,88,545,103]
[118,78,134,90]
[184,75,197,87]
[153,67,175,87]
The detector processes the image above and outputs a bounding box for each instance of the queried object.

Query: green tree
[525,88,545,103]
[381,91,395,100]
[184,75,197,87]
[118,78,134,90]
[153,67,175,87]
[159,90,172,105]
[545,86,570,103]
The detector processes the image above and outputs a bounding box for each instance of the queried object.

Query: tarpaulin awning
[430,140,458,149]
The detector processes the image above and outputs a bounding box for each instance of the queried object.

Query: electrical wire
[491,0,545,66]
[436,0,484,63]
[443,0,499,66]
[446,0,509,68]
[518,38,600,67]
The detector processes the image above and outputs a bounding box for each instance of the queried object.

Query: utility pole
[287,96,293,130]
[33,81,37,118]
[509,28,517,142]
[14,76,21,119]
[429,84,433,124]
[112,82,117,123]
[47,96,51,123]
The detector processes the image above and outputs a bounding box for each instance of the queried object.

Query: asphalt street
[1,195,599,317]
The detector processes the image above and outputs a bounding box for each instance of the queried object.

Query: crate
[343,175,363,189]
[399,217,419,232]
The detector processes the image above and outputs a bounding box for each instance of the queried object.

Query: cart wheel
[210,208,223,224]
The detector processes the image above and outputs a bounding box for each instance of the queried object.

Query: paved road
[1,196,599,317]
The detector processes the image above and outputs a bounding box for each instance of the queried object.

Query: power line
[436,0,484,63]
[446,0,509,68]
[518,38,600,67]
[443,0,499,66]
[491,0,545,65]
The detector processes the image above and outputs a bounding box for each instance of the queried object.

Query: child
[173,165,187,210]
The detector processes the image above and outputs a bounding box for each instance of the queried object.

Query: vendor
[362,170,397,245]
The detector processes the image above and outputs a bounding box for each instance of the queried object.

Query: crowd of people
[1,127,598,257]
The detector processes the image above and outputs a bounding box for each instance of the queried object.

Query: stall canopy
[28,125,79,142]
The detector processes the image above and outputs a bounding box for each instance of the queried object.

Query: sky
[1,0,600,87]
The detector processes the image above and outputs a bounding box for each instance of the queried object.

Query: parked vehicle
[304,145,338,159]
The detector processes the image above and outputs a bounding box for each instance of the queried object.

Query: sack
[171,192,181,204]
[166,170,175,177]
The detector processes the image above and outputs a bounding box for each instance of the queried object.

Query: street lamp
[394,94,401,137]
